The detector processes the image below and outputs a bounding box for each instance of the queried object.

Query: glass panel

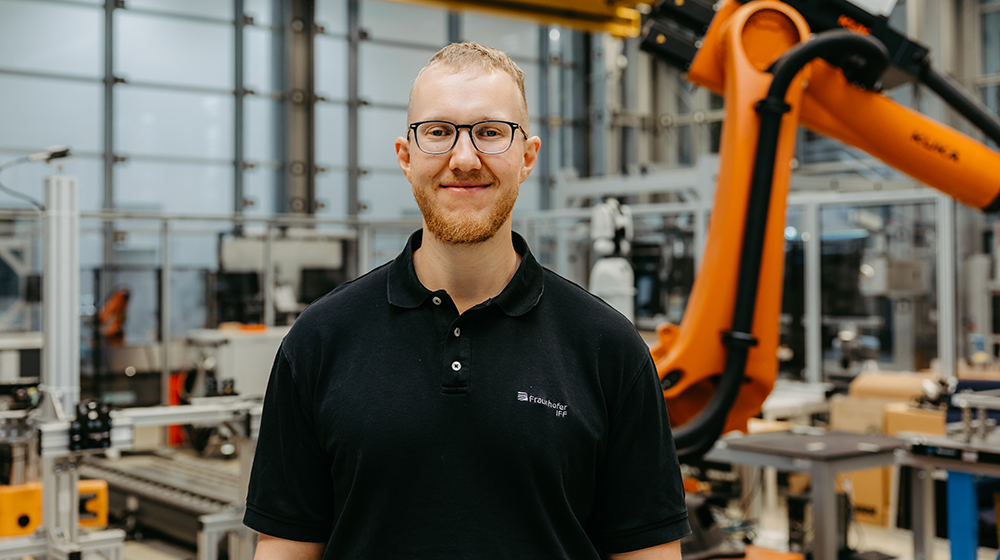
[360,107,407,170]
[678,124,693,165]
[315,171,347,218]
[128,0,232,19]
[365,224,417,272]
[170,265,209,334]
[521,62,540,119]
[0,0,102,77]
[359,43,427,106]
[464,12,539,59]
[170,225,226,268]
[117,87,234,159]
[117,11,233,89]
[819,202,938,382]
[245,96,279,163]
[359,171,418,219]
[108,266,161,345]
[984,12,1000,76]
[316,103,348,167]
[246,27,280,94]
[0,75,102,152]
[80,226,103,269]
[315,0,348,35]
[361,0,446,46]
[983,85,999,116]
[629,213,698,328]
[0,153,102,211]
[316,36,349,101]
[515,179,541,213]
[115,162,233,214]
[242,167,278,216]
[780,206,806,379]
[514,216,589,286]
[244,0,278,26]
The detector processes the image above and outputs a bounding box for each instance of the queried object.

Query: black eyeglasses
[408,120,528,155]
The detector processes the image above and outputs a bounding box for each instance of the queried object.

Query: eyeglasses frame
[407,120,529,155]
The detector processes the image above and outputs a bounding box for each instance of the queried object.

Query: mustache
[439,172,495,184]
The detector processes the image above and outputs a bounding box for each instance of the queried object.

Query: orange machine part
[799,61,1000,210]
[690,0,1000,211]
[0,482,42,537]
[0,480,110,536]
[78,479,109,529]
[659,0,1000,441]
[650,1,812,434]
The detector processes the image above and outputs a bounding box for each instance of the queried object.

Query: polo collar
[387,229,544,317]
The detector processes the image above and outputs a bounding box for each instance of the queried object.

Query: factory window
[819,202,939,378]
[0,0,103,210]
[982,9,1000,124]
[114,7,236,215]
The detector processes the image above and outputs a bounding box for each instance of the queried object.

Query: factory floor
[117,498,1000,560]
[751,496,999,560]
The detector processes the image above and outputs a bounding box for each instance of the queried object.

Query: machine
[635,0,1000,462]
[588,198,637,322]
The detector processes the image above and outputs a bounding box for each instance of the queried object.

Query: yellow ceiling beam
[384,0,646,37]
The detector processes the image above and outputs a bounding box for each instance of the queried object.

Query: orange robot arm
[642,0,1000,460]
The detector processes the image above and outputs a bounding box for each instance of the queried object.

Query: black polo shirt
[244,230,690,559]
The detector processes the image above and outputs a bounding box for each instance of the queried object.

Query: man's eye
[477,128,502,138]
[427,128,452,137]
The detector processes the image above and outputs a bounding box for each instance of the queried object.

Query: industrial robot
[588,197,637,323]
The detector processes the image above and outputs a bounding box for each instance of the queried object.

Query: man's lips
[440,181,490,188]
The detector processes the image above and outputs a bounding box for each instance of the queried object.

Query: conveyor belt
[80,453,240,515]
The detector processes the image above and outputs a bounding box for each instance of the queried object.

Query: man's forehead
[409,65,525,122]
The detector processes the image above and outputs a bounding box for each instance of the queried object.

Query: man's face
[395,65,540,245]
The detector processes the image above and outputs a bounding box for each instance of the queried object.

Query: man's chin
[426,221,500,245]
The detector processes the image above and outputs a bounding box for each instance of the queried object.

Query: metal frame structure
[545,161,960,384]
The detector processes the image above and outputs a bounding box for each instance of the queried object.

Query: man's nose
[449,128,482,171]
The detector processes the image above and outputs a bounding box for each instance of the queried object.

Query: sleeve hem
[597,512,692,554]
[243,503,332,543]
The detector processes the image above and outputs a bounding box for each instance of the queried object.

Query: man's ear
[518,135,541,184]
[395,136,411,179]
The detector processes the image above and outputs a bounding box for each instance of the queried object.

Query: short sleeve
[243,344,335,543]
[588,356,691,553]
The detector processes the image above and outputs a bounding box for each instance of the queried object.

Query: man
[244,42,690,559]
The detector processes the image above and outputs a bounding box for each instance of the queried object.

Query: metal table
[705,431,903,560]
[897,437,1000,560]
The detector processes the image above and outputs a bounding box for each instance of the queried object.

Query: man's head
[395,42,540,246]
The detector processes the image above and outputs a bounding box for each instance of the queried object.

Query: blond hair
[408,42,529,129]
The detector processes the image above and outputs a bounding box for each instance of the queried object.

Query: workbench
[705,430,903,560]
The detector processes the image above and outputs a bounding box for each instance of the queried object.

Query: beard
[413,176,519,245]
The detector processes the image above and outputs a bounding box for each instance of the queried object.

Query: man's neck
[413,224,521,315]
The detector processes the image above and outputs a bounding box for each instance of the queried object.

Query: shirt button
[432,296,442,306]
[453,328,461,337]
[451,361,461,371]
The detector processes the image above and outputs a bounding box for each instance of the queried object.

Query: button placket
[441,318,471,394]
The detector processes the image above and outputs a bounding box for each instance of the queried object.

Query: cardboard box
[838,467,891,526]
[747,418,792,433]
[829,394,898,435]
[883,402,945,436]
[830,394,901,526]
[848,371,935,400]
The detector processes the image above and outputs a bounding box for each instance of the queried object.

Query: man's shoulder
[286,262,391,341]
[539,267,632,326]
[537,266,646,348]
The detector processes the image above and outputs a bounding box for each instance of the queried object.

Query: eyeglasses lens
[414,122,513,154]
